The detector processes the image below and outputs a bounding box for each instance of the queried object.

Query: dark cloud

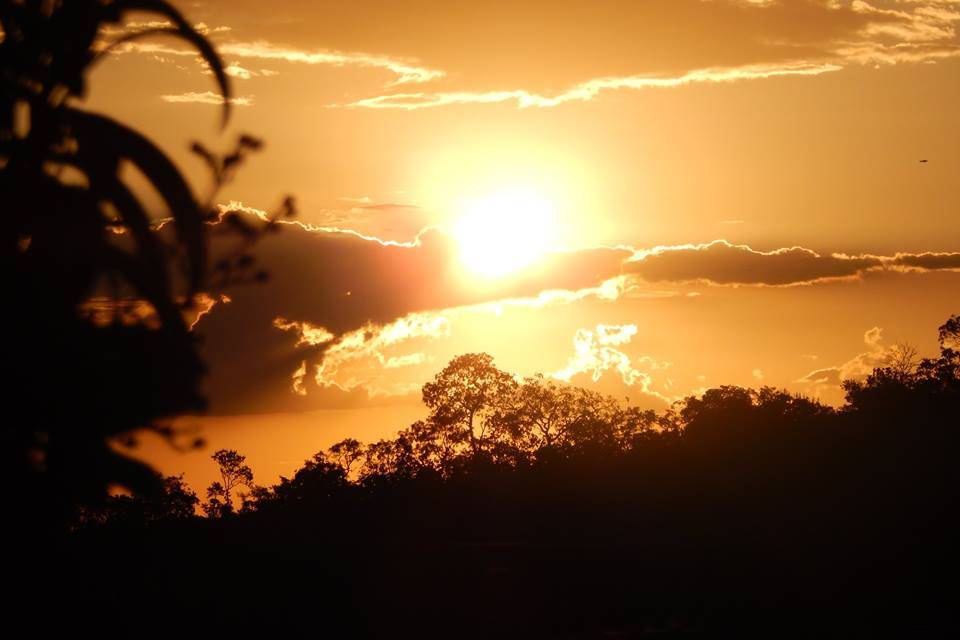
[194,215,629,414]
[302,203,432,243]
[891,251,960,272]
[191,214,959,415]
[626,240,960,286]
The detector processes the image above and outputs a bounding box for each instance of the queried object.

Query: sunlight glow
[452,188,556,278]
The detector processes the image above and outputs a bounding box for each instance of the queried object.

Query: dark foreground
[15,321,960,636]
[19,433,960,636]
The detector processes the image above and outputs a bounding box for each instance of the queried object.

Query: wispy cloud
[311,313,450,396]
[834,0,960,64]
[160,91,253,106]
[273,317,336,347]
[99,20,232,37]
[341,62,841,109]
[273,312,448,398]
[107,37,441,87]
[337,0,960,110]
[552,324,675,405]
[223,62,279,79]
[103,2,960,111]
[217,41,443,86]
[797,326,900,398]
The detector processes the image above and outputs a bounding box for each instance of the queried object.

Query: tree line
[64,315,960,633]
[83,314,960,524]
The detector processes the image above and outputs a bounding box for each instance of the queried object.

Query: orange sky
[85,0,960,492]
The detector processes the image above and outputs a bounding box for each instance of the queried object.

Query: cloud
[99,20,232,37]
[551,324,674,408]
[797,326,902,399]
[103,2,960,110]
[385,352,430,369]
[355,203,420,212]
[189,207,959,415]
[192,207,629,414]
[160,91,253,106]
[275,201,430,243]
[216,41,443,86]
[553,324,641,383]
[341,62,842,109]
[100,16,444,109]
[273,317,336,347]
[625,240,960,286]
[274,310,448,394]
[851,0,959,42]
[828,0,960,64]
[290,361,309,396]
[888,251,960,271]
[222,62,279,79]
[311,313,450,396]
[327,0,959,109]
[106,36,441,87]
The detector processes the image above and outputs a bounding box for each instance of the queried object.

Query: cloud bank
[627,240,960,286]
[190,207,959,415]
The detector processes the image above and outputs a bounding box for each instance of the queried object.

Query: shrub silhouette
[75,473,199,528]
[0,0,286,530]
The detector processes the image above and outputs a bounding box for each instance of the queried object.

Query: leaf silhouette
[114,0,232,126]
[67,108,208,298]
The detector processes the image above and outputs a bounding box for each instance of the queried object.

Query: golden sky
[86,0,960,490]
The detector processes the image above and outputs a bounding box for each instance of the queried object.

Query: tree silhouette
[327,438,365,478]
[421,353,517,454]
[76,473,199,528]
[203,449,253,517]
[360,434,418,483]
[489,375,573,450]
[269,452,346,508]
[938,314,960,350]
[405,418,462,475]
[154,473,201,520]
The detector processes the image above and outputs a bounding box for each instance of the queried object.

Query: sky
[84,0,960,492]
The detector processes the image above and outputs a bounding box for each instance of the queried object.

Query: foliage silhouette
[76,473,199,528]
[0,0,288,531]
[422,352,518,454]
[328,438,365,478]
[68,315,960,634]
[203,448,254,517]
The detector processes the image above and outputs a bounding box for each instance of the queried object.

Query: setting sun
[452,187,556,278]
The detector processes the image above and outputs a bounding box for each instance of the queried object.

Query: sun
[451,187,556,278]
